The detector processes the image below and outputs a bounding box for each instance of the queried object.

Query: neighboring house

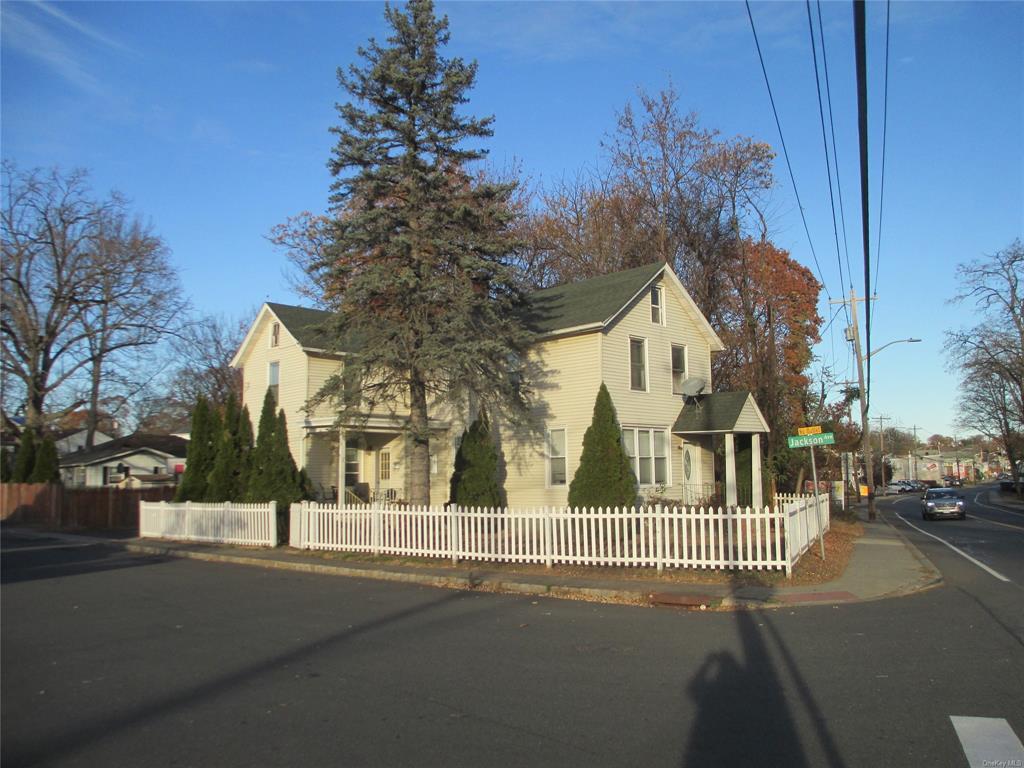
[59,434,189,488]
[230,262,769,508]
[54,428,113,456]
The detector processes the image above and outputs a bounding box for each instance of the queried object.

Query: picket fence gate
[290,496,830,576]
[140,500,278,547]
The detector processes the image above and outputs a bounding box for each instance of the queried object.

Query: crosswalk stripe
[950,716,1024,768]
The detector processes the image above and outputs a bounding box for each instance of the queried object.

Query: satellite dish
[680,377,706,397]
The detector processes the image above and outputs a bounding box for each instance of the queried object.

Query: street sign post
[787,431,835,561]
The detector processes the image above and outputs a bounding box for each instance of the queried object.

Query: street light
[853,336,922,520]
[868,337,922,359]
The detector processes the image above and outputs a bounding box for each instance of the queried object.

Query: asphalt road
[2,517,1023,768]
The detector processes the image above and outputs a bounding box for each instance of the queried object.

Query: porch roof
[672,391,770,435]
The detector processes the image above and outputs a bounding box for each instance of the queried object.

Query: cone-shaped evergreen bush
[206,392,242,501]
[449,409,502,508]
[29,436,61,483]
[12,430,37,482]
[175,396,218,501]
[568,383,638,509]
[245,389,278,504]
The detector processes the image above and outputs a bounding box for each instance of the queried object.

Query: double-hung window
[650,286,664,324]
[621,427,669,486]
[547,428,567,486]
[268,361,280,404]
[671,345,687,395]
[629,338,647,392]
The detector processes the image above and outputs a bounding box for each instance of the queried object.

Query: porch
[302,417,452,506]
[672,391,771,510]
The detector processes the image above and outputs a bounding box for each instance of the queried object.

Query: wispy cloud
[33,1,135,55]
[1,2,132,95]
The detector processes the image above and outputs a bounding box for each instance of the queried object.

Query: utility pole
[909,424,922,482]
[833,289,877,520]
[875,414,891,485]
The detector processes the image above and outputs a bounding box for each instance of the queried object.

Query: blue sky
[3,1,1021,440]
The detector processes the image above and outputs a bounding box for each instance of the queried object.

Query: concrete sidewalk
[2,505,942,610]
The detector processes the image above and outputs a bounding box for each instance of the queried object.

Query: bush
[28,436,61,483]
[568,383,638,508]
[450,409,503,508]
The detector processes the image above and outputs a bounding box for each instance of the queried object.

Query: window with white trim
[671,344,687,394]
[379,451,391,481]
[629,337,647,391]
[621,427,669,486]
[650,286,664,324]
[270,321,280,347]
[547,428,567,486]
[268,361,280,404]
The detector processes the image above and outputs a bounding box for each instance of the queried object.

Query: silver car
[921,488,966,520]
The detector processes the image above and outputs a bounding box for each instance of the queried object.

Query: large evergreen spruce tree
[313,0,532,506]
[28,436,60,483]
[568,383,638,508]
[11,430,36,482]
[236,404,254,498]
[175,396,218,501]
[449,409,502,508]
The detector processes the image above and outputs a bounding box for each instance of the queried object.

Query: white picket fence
[140,500,278,547]
[290,496,830,576]
[777,493,830,563]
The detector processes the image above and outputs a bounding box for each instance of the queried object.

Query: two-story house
[230,262,769,509]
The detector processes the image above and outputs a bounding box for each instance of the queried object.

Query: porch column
[337,427,346,507]
[724,432,738,508]
[751,433,763,510]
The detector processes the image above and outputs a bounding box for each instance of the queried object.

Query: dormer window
[270,322,280,347]
[650,286,663,325]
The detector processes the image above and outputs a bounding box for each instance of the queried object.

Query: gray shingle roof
[522,262,665,334]
[59,434,189,467]
[265,261,666,351]
[673,392,756,434]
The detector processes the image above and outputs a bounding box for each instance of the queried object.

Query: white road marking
[950,716,1024,768]
[895,513,1012,583]
[968,493,1024,531]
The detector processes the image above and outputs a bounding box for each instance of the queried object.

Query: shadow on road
[0,542,173,585]
[3,586,481,767]
[682,572,847,768]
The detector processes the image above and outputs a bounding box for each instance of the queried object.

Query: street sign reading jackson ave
[787,432,836,449]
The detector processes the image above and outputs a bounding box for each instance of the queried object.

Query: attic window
[651,286,665,324]
[271,322,280,347]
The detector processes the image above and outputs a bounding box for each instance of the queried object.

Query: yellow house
[230,262,769,509]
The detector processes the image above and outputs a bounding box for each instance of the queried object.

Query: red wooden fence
[0,484,176,531]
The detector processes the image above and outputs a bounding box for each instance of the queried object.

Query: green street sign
[787,432,836,449]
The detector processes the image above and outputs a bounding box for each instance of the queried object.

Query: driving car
[921,488,966,520]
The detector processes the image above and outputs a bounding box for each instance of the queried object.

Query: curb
[873,502,945,598]
[121,541,649,606]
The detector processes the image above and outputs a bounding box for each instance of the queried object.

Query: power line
[816,0,855,292]
[806,0,850,328]
[744,0,832,302]
[853,0,872,408]
[873,0,892,298]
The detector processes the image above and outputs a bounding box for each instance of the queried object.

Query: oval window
[683,448,692,481]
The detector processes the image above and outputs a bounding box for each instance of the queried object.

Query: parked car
[882,482,905,495]
[921,488,966,520]
[943,475,964,487]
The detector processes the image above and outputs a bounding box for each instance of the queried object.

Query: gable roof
[233,262,724,366]
[59,434,189,468]
[672,391,770,434]
[522,262,664,334]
